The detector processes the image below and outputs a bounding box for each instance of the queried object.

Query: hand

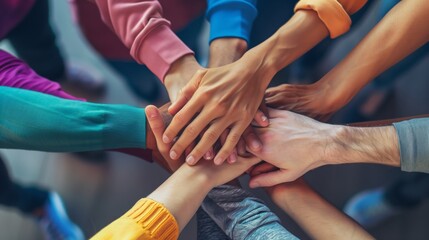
[265,83,342,122]
[146,104,184,173]
[164,53,276,166]
[164,55,203,103]
[247,108,340,187]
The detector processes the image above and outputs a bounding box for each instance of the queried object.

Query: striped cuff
[123,198,179,240]
[295,0,351,38]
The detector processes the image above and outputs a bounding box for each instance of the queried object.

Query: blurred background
[0,0,428,239]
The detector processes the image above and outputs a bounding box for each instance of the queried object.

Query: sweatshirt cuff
[393,119,429,173]
[123,198,179,240]
[102,105,147,149]
[207,0,257,43]
[131,25,194,82]
[295,0,351,38]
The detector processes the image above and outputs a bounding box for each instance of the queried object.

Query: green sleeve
[0,87,146,152]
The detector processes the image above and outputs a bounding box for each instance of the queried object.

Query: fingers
[185,121,227,165]
[168,107,216,160]
[168,70,204,115]
[243,127,263,153]
[249,162,277,177]
[249,169,293,188]
[214,124,247,165]
[145,105,166,140]
[253,110,269,127]
[163,98,203,145]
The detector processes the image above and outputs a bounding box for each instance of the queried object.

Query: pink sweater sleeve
[93,0,194,82]
[0,50,83,101]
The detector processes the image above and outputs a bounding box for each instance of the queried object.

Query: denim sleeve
[202,185,298,240]
[393,118,429,173]
[206,0,258,43]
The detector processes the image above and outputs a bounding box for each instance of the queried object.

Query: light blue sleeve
[206,0,258,43]
[393,118,429,173]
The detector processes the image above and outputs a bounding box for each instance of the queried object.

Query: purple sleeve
[0,50,84,101]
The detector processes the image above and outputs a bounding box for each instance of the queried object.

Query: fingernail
[204,152,212,160]
[186,155,196,165]
[261,115,268,122]
[251,140,262,150]
[230,154,237,163]
[163,135,170,143]
[214,157,222,165]
[170,150,177,159]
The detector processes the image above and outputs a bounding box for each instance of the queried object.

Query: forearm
[329,125,400,167]
[272,183,373,240]
[93,0,193,81]
[318,0,429,108]
[241,10,328,84]
[147,164,211,231]
[202,185,298,240]
[0,87,146,152]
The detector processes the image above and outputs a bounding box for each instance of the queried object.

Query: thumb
[145,105,166,140]
[249,169,294,188]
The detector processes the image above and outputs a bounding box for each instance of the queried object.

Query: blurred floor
[0,1,428,239]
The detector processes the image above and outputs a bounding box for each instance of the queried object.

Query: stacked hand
[247,108,340,188]
[162,52,275,166]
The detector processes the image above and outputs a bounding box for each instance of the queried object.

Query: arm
[206,0,256,66]
[92,105,261,239]
[91,0,203,102]
[267,0,429,119]
[267,180,373,240]
[0,50,82,101]
[248,108,400,187]
[202,185,298,240]
[0,87,147,152]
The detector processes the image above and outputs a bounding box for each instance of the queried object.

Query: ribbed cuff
[295,0,351,38]
[123,198,179,240]
[131,24,194,82]
[102,105,147,149]
[393,119,429,173]
[207,0,257,43]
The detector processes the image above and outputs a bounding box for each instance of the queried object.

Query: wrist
[145,117,156,151]
[165,54,201,89]
[208,38,248,67]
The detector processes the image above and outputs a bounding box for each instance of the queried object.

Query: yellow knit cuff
[295,0,351,38]
[123,198,179,240]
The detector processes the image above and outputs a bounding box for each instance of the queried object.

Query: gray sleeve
[393,118,429,173]
[202,185,298,240]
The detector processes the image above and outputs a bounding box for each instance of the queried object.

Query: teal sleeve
[393,118,429,173]
[0,87,146,152]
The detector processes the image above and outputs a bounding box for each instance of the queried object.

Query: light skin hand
[163,53,275,166]
[162,10,329,166]
[248,108,400,188]
[164,54,203,103]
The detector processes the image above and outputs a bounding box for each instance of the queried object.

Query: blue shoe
[343,188,400,228]
[37,192,85,240]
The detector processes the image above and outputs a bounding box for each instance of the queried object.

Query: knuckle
[205,130,219,143]
[173,113,186,125]
[185,125,198,137]
[228,133,241,144]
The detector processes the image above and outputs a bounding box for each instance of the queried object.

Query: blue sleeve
[206,0,258,43]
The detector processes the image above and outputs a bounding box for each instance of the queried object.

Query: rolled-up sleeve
[393,118,429,173]
[294,0,367,38]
